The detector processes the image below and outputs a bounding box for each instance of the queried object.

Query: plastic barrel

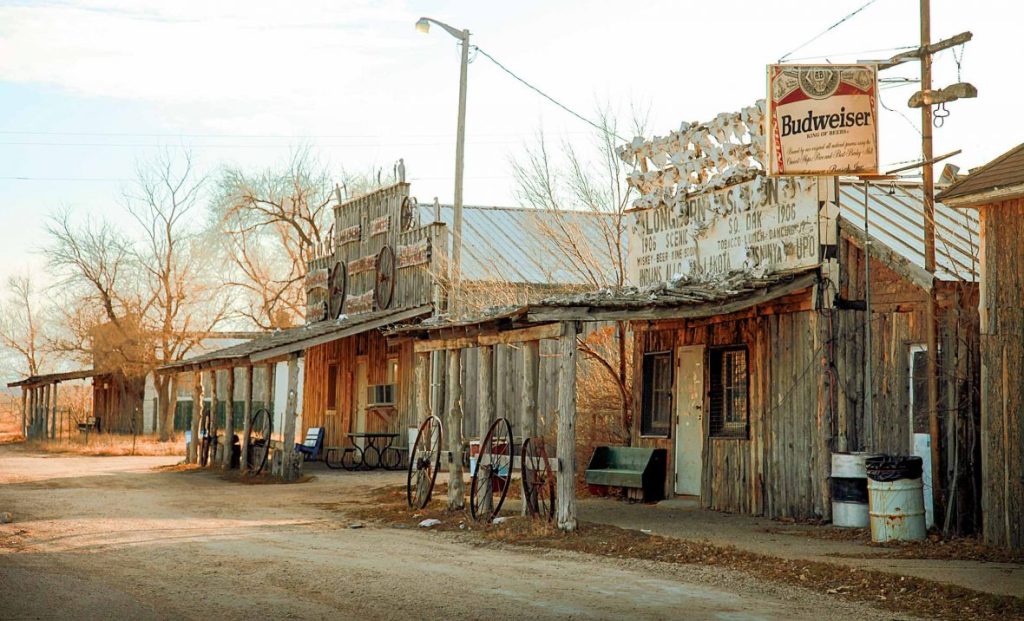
[831,452,875,528]
[866,455,926,542]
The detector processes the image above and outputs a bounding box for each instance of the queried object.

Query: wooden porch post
[281,354,300,481]
[477,345,495,515]
[222,367,236,469]
[208,369,219,467]
[20,387,27,439]
[50,381,59,440]
[266,363,276,414]
[447,349,466,510]
[415,352,431,426]
[556,321,579,531]
[240,365,253,471]
[521,340,540,439]
[188,371,202,464]
[26,387,34,439]
[42,384,51,442]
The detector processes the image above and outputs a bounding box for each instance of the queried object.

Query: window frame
[709,345,750,440]
[640,350,673,438]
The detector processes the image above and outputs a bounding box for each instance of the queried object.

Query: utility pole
[920,0,945,524]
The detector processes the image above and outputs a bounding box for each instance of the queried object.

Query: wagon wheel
[374,246,396,310]
[470,417,514,521]
[521,437,555,521]
[247,407,272,475]
[407,415,443,509]
[329,261,347,319]
[198,407,212,467]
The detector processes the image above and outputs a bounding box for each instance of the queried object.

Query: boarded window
[326,363,338,410]
[641,351,672,437]
[909,345,928,433]
[710,346,749,438]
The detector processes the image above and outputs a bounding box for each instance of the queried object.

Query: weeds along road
[0,445,896,621]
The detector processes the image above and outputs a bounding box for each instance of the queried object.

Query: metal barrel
[866,455,927,542]
[831,452,874,528]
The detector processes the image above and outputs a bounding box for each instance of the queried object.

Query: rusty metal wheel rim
[407,415,443,509]
[247,407,272,475]
[521,437,555,521]
[470,417,514,521]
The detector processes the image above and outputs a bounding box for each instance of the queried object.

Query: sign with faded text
[767,64,878,176]
[628,177,819,286]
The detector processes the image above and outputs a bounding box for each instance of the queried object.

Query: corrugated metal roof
[937,143,1024,203]
[415,204,620,287]
[837,181,980,282]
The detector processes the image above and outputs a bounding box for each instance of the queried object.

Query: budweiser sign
[766,64,878,176]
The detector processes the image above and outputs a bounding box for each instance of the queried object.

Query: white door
[355,360,368,446]
[674,345,704,496]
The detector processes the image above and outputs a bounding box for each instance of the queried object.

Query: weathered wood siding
[631,291,828,519]
[977,198,1024,550]
[835,231,981,533]
[301,330,416,449]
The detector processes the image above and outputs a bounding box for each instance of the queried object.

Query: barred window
[641,351,673,437]
[710,347,749,438]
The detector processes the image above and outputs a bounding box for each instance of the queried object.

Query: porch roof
[159,305,432,373]
[7,368,100,388]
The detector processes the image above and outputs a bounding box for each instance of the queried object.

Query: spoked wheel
[247,407,272,475]
[198,408,212,467]
[470,417,514,521]
[407,415,443,509]
[521,437,555,522]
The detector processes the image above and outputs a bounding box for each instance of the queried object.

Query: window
[326,363,338,410]
[710,346,749,438]
[641,352,673,437]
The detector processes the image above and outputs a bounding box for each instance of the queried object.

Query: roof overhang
[7,368,100,388]
[938,183,1024,208]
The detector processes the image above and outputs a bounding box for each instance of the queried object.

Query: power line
[778,0,882,62]
[473,46,626,142]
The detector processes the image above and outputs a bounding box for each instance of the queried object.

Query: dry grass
[348,486,1024,621]
[21,433,185,457]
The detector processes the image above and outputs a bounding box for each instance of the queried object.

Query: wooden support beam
[521,341,539,439]
[20,387,27,440]
[208,370,218,467]
[42,384,50,442]
[477,344,495,515]
[189,371,202,463]
[241,366,253,471]
[872,31,973,70]
[556,321,579,531]
[50,381,58,440]
[414,335,480,353]
[26,387,34,440]
[222,368,235,470]
[415,352,431,426]
[446,349,466,510]
[478,323,563,346]
[281,355,300,481]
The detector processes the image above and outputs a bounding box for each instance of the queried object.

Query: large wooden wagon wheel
[521,437,555,521]
[470,417,514,521]
[329,261,347,319]
[374,246,396,310]
[246,407,272,475]
[407,415,444,509]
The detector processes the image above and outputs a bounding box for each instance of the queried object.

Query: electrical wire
[473,46,626,142]
[778,0,882,62]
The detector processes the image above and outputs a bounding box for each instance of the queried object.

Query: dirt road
[0,446,899,620]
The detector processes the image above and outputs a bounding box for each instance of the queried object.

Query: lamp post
[416,17,469,315]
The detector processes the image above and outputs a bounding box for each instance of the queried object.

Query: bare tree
[511,108,644,442]
[125,150,229,440]
[0,272,49,378]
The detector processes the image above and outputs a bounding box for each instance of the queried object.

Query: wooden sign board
[348,254,376,275]
[346,290,374,315]
[397,239,431,269]
[766,64,878,176]
[628,176,819,286]
[370,216,390,237]
[304,268,329,292]
[338,224,361,245]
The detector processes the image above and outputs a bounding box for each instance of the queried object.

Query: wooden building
[938,143,1024,551]
[159,181,615,475]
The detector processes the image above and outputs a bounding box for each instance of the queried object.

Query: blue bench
[296,427,324,461]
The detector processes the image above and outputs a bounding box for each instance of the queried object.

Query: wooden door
[354,359,368,446]
[674,345,704,496]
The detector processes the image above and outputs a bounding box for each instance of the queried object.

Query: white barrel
[831,452,874,528]
[868,478,927,542]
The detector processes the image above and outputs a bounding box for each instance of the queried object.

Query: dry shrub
[0,394,22,444]
[576,324,630,468]
[22,433,184,457]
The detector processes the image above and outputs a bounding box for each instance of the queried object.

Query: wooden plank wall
[835,231,982,534]
[977,198,1023,551]
[301,330,416,449]
[631,299,826,520]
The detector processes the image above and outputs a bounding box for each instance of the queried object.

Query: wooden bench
[77,416,100,433]
[584,446,667,502]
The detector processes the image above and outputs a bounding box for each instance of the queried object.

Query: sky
[0,0,1019,289]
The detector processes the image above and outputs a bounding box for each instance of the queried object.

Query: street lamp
[416,16,469,316]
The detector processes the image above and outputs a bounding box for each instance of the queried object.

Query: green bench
[584,446,667,502]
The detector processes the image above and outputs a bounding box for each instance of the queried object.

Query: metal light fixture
[415,17,430,34]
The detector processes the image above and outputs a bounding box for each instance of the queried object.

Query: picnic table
[325,432,402,471]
